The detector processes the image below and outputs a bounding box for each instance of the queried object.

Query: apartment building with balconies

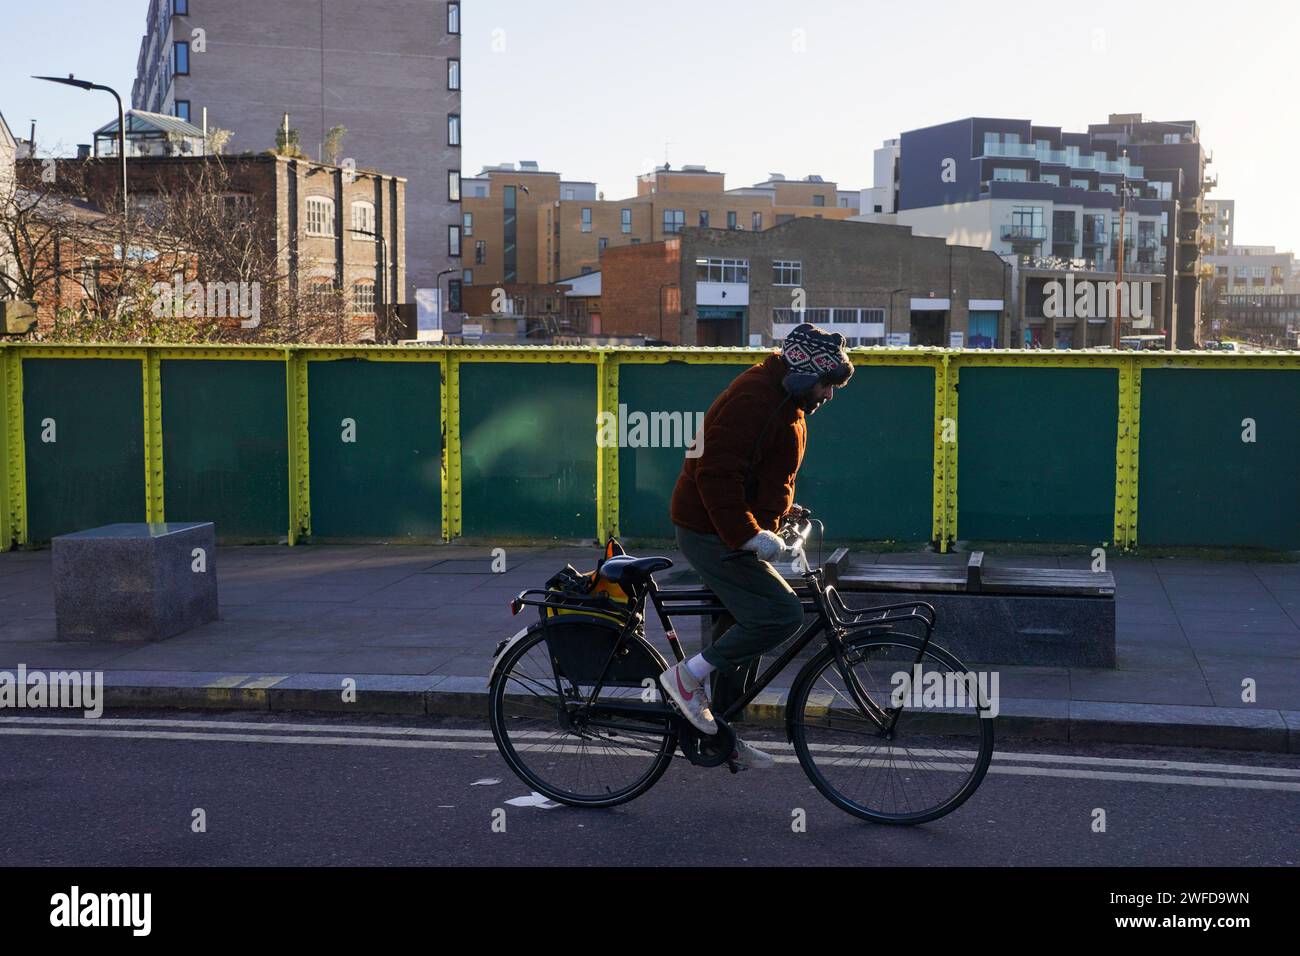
[859,114,1215,348]
[130,0,460,306]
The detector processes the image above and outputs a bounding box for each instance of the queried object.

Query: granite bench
[829,551,1116,668]
[52,522,219,643]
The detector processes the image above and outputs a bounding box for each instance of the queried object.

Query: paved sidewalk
[1,545,1297,751]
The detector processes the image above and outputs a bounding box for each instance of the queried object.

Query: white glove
[741,530,786,562]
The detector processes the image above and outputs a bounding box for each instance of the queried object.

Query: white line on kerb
[1,717,1299,792]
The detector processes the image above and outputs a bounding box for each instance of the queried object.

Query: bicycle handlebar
[721,506,815,564]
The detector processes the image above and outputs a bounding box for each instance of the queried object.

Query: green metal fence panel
[617,362,751,539]
[23,358,145,542]
[618,361,937,542]
[308,358,442,539]
[459,361,597,539]
[957,366,1118,543]
[799,365,936,542]
[1138,368,1300,548]
[161,359,288,540]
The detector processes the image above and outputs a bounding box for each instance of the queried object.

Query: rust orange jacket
[670,353,807,549]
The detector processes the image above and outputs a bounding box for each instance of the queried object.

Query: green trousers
[674,524,806,681]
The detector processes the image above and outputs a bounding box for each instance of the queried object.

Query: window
[1009,205,1044,240]
[174,41,190,75]
[699,210,710,228]
[448,170,461,201]
[448,114,460,146]
[581,266,593,275]
[727,211,737,230]
[305,196,335,237]
[308,279,338,311]
[79,258,101,300]
[1070,178,1090,190]
[773,261,802,286]
[696,258,750,284]
[813,195,825,207]
[352,283,376,316]
[351,201,375,238]
[992,167,1028,182]
[448,1,460,34]
[448,59,460,91]
[462,269,473,285]
[174,100,191,123]
[663,209,685,234]
[1099,183,1117,195]
[448,279,462,311]
[1040,173,1060,186]
[475,240,485,264]
[776,214,794,225]
[463,212,473,237]
[631,238,641,245]
[172,0,188,13]
[621,208,632,234]
[449,225,462,257]
[598,238,609,255]
[752,212,763,231]
[581,208,592,233]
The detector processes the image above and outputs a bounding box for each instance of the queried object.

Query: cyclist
[660,322,854,769]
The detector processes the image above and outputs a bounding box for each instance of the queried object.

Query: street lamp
[33,75,127,224]
[888,287,906,339]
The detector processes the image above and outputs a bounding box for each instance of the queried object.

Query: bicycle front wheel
[488,621,678,808]
[788,633,994,825]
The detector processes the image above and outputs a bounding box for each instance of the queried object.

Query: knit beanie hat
[780,323,855,394]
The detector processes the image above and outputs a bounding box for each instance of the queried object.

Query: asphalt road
[1,710,1297,867]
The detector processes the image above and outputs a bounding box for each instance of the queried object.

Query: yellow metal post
[142,348,165,524]
[595,350,621,543]
[2,348,26,549]
[931,353,959,552]
[1114,358,1141,550]
[285,350,311,544]
[441,351,462,541]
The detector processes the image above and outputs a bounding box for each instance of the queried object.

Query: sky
[5,0,1299,251]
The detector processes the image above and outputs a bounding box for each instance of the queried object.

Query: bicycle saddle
[599,555,672,586]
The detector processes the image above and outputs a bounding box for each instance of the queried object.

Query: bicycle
[488,509,994,824]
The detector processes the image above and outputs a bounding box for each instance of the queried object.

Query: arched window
[305,196,335,237]
[351,201,375,238]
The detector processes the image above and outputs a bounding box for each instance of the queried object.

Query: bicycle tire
[787,632,994,825]
[488,623,678,808]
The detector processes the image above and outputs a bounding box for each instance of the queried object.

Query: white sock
[685,653,716,681]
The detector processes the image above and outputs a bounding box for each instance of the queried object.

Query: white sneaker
[730,738,775,770]
[659,662,717,735]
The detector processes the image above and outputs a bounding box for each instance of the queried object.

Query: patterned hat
[780,323,854,393]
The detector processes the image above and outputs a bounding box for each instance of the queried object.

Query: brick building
[131,0,459,306]
[601,218,1008,347]
[460,162,860,290]
[60,154,405,339]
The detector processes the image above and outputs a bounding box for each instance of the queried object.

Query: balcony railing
[980,141,1143,178]
[1001,224,1047,242]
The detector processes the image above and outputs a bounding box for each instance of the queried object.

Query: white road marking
[3,718,1300,792]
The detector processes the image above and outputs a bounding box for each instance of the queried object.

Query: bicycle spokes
[790,639,994,824]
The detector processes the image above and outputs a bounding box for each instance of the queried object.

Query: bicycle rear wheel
[788,633,994,825]
[488,620,678,808]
